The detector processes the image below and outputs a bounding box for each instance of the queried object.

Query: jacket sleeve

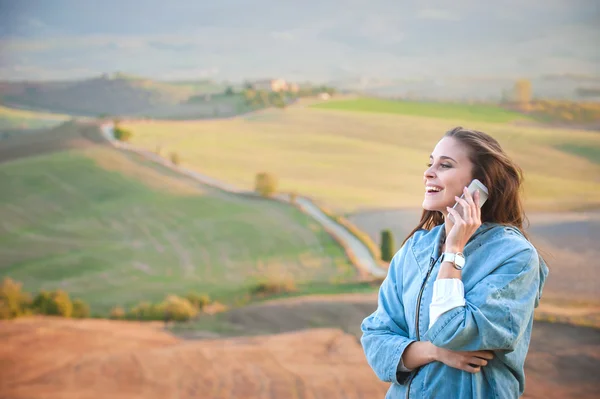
[360,240,416,384]
[423,243,539,352]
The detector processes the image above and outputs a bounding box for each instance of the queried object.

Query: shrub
[128,301,163,321]
[0,277,31,319]
[113,126,133,142]
[255,172,278,197]
[185,292,211,311]
[32,290,72,317]
[159,295,198,322]
[250,279,297,297]
[72,299,90,318]
[380,229,396,262]
[110,306,126,320]
[170,152,181,165]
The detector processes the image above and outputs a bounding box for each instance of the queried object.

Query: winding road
[100,124,387,278]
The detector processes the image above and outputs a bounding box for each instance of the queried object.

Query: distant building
[249,79,289,92]
[288,83,299,93]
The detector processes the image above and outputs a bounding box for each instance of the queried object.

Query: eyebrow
[429,155,458,163]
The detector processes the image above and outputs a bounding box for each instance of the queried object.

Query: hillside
[0,74,193,116]
[123,104,600,212]
[0,123,356,313]
[0,105,71,133]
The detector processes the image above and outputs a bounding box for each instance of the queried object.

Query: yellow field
[123,107,600,212]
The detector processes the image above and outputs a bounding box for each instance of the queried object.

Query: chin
[422,199,447,213]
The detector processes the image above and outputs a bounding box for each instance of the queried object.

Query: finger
[462,187,477,220]
[446,206,464,224]
[464,364,482,374]
[469,357,488,367]
[464,186,475,207]
[473,351,494,360]
[473,191,482,220]
[455,195,472,221]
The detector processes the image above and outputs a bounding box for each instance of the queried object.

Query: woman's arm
[425,244,542,352]
[403,341,495,374]
[361,240,417,385]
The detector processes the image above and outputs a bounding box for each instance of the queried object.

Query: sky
[0,0,598,82]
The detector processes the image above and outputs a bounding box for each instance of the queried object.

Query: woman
[361,127,549,399]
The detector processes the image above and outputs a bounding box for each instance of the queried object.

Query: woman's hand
[445,188,482,252]
[434,346,494,374]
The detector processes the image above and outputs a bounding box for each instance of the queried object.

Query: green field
[311,97,531,123]
[0,142,355,313]
[124,104,600,212]
[0,105,71,131]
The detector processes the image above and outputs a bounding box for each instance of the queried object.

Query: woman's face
[422,137,474,215]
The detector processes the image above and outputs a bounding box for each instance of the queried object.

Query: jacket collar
[410,222,498,273]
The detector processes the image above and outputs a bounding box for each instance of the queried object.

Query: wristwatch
[442,252,466,270]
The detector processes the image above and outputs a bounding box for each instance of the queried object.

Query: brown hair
[403,126,529,245]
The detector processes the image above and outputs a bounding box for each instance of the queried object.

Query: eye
[426,163,433,167]
[441,164,452,168]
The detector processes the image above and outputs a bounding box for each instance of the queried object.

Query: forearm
[401,341,437,370]
[437,260,462,279]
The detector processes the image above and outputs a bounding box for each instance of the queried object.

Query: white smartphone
[448,178,489,223]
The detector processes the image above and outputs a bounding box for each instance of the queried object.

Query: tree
[32,290,73,317]
[225,86,234,96]
[170,152,181,165]
[514,79,532,111]
[159,295,198,322]
[0,277,31,319]
[270,92,286,109]
[113,125,133,142]
[380,229,395,262]
[255,172,278,197]
[72,299,90,318]
[185,292,211,311]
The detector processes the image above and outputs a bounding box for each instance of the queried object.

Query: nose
[424,164,436,179]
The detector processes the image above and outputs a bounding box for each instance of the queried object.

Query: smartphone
[448,178,489,223]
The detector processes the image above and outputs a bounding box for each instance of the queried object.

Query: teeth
[426,186,443,192]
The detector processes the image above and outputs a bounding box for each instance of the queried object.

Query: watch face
[455,253,466,267]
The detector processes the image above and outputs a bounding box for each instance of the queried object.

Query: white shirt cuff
[429,279,466,329]
[398,358,412,372]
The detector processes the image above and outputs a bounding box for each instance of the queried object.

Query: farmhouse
[248,78,290,92]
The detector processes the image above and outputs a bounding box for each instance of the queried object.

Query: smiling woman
[361,126,549,399]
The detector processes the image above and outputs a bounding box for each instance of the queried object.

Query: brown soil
[2,298,598,399]
[0,317,387,399]
[178,294,600,399]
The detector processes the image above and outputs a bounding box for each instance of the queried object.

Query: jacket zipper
[406,256,437,399]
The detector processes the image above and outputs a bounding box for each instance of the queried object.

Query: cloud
[270,31,295,41]
[416,8,461,21]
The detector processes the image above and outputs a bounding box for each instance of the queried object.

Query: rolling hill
[0,74,255,119]
[0,105,71,132]
[0,122,356,313]
[123,102,600,212]
[0,74,193,116]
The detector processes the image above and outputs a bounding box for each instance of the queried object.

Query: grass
[170,279,381,336]
[123,105,600,212]
[0,140,356,313]
[310,97,531,123]
[555,143,600,165]
[0,105,71,130]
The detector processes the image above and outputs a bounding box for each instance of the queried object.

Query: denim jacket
[361,222,549,399]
